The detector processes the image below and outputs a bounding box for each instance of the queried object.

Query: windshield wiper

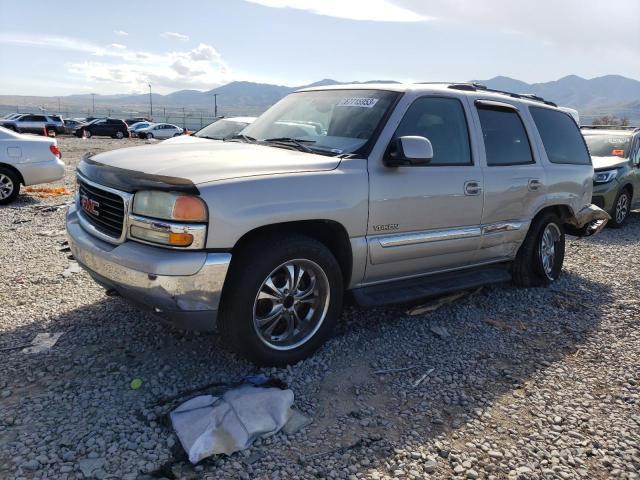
[263,137,315,153]
[226,134,257,143]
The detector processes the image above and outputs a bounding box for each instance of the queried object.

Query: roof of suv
[297,82,560,110]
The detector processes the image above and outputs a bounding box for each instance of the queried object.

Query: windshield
[584,134,632,158]
[195,119,251,140]
[242,89,400,155]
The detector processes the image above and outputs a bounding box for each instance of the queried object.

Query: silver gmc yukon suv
[66,83,608,365]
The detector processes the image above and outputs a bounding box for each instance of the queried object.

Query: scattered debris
[405,287,482,316]
[412,368,435,388]
[430,325,450,339]
[24,186,71,197]
[484,317,528,332]
[39,229,66,237]
[282,409,312,435]
[170,385,294,463]
[21,332,64,354]
[62,261,82,277]
[130,378,143,390]
[373,365,421,375]
[12,218,31,224]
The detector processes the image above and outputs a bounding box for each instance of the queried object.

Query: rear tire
[0,167,20,205]
[512,212,565,287]
[608,189,631,228]
[115,131,124,139]
[218,234,344,366]
[46,128,56,137]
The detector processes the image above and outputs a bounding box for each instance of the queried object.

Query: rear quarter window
[530,107,591,165]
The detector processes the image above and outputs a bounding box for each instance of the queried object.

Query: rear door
[366,94,484,283]
[472,100,546,260]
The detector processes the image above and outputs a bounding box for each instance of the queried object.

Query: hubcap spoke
[539,223,561,278]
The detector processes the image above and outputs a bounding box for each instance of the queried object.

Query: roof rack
[446,83,557,107]
[580,125,640,132]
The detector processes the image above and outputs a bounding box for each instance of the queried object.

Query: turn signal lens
[173,195,207,221]
[168,232,194,246]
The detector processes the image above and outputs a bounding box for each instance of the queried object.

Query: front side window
[530,107,591,165]
[392,97,472,166]
[477,106,533,166]
[242,89,400,156]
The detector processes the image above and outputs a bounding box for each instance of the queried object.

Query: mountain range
[1,75,639,122]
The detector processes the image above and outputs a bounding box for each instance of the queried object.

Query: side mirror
[384,136,433,167]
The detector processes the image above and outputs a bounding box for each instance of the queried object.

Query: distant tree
[592,115,630,126]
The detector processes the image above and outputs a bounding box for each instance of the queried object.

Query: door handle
[464,181,482,196]
[528,179,542,191]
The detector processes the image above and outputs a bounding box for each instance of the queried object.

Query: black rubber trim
[78,155,199,194]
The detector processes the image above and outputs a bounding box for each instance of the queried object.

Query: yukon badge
[373,224,399,232]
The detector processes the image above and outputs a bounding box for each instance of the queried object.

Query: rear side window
[393,97,472,166]
[530,107,591,165]
[477,106,533,166]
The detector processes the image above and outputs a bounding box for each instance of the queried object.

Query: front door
[365,95,484,284]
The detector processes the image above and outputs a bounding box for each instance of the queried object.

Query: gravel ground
[0,137,638,480]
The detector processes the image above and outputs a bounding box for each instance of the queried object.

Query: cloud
[161,31,189,41]
[393,0,640,55]
[114,30,129,36]
[245,0,428,22]
[110,43,127,49]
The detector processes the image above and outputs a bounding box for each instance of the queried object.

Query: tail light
[49,143,61,158]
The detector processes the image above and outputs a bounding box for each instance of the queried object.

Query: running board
[351,264,512,308]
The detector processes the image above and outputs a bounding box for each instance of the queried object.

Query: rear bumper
[66,205,231,330]
[566,203,610,236]
[20,158,65,186]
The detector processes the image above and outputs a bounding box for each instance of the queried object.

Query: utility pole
[212,93,218,118]
[91,93,96,114]
[148,83,153,118]
[57,97,61,113]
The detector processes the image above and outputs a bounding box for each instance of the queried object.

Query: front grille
[78,179,125,238]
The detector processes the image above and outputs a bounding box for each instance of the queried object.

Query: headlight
[594,169,618,184]
[132,191,207,222]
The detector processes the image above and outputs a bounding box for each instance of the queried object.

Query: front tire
[608,189,630,228]
[512,212,565,287]
[0,168,20,205]
[115,131,124,139]
[219,234,344,366]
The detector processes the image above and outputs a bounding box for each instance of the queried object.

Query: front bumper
[66,205,231,330]
[20,158,65,186]
[592,180,620,213]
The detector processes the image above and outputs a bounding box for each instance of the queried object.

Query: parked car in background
[125,117,151,126]
[136,123,183,139]
[63,119,86,135]
[582,125,640,227]
[74,118,129,139]
[128,122,153,137]
[67,83,608,365]
[0,114,65,136]
[162,117,256,145]
[0,126,64,204]
[195,117,256,140]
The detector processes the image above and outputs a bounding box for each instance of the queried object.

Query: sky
[0,0,638,96]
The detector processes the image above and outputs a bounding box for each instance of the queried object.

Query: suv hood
[592,156,628,171]
[86,141,341,185]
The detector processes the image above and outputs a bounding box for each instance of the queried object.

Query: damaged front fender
[565,204,610,237]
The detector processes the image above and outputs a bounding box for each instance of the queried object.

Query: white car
[0,127,65,204]
[162,117,256,145]
[136,123,183,140]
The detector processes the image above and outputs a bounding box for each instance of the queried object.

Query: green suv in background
[582,126,640,227]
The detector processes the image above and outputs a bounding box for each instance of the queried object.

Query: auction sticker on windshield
[336,97,379,108]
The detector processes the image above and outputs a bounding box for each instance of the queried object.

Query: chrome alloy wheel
[615,192,629,224]
[0,173,14,200]
[539,223,561,279]
[253,259,330,351]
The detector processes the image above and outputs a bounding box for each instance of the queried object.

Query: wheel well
[0,163,25,185]
[622,183,633,198]
[232,220,353,285]
[534,205,573,224]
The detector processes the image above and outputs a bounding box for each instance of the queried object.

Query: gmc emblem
[81,195,100,217]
